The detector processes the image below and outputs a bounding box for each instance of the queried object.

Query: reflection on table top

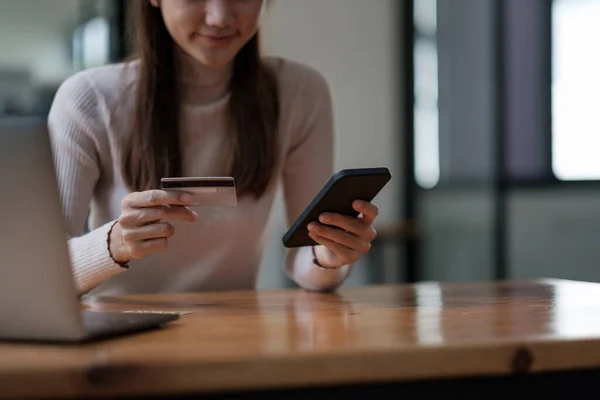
[2,278,600,398]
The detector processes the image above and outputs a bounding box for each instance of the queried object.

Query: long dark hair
[122,1,279,198]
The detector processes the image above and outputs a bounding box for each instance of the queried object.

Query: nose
[205,0,234,28]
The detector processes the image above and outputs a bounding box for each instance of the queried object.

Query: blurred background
[2,0,599,289]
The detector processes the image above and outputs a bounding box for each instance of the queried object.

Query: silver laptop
[0,116,178,343]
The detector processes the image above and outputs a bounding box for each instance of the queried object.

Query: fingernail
[319,214,331,223]
[191,211,199,220]
[181,194,192,203]
[354,200,364,209]
[308,222,317,232]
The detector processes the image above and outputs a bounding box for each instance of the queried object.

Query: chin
[190,52,236,69]
[201,59,232,68]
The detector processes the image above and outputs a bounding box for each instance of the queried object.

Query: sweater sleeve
[282,66,352,292]
[48,72,126,295]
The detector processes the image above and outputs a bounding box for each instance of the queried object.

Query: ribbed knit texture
[47,57,351,298]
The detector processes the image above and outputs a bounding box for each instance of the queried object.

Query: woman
[48,0,380,297]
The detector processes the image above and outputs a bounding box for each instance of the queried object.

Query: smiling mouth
[197,33,237,42]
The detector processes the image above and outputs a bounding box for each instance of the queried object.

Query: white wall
[0,0,79,85]
[257,0,402,288]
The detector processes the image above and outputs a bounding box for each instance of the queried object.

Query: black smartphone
[282,167,392,248]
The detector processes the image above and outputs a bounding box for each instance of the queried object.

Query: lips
[197,33,237,41]
[204,34,235,40]
[194,32,238,47]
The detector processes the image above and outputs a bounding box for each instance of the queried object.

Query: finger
[127,237,169,259]
[119,205,198,227]
[122,222,174,243]
[123,190,192,209]
[353,200,379,225]
[308,222,371,253]
[318,212,375,240]
[308,232,355,264]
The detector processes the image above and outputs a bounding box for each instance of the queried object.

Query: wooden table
[2,279,600,399]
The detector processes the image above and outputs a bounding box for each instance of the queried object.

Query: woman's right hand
[109,190,198,264]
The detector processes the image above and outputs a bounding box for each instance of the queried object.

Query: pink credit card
[160,177,238,206]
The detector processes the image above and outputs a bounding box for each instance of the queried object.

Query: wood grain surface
[2,279,600,398]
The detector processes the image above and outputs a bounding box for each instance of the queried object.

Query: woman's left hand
[307,200,379,268]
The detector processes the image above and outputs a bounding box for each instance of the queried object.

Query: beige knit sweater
[47,57,351,298]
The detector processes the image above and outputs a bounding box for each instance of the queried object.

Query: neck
[177,50,232,107]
